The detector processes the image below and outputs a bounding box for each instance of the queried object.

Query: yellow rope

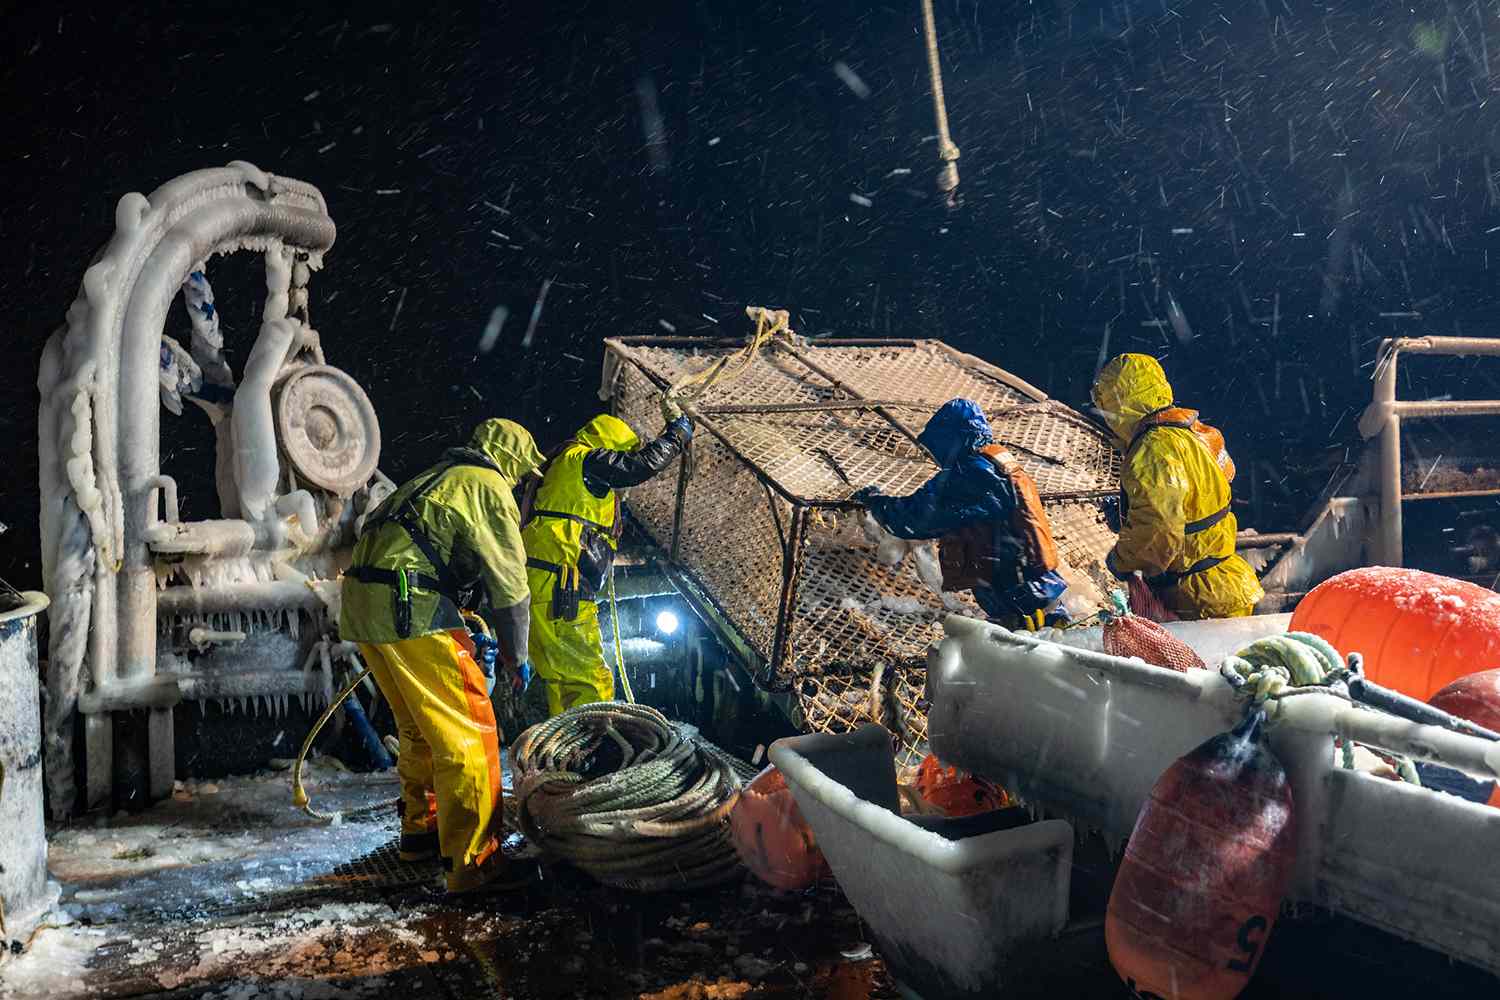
[920,0,961,202]
[608,564,636,704]
[667,306,793,403]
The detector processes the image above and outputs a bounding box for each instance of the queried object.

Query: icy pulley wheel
[275,365,381,495]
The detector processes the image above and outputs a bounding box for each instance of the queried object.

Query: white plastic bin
[769,725,1072,999]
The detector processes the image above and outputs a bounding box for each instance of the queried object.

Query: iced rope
[510,702,745,891]
[1219,634,1420,784]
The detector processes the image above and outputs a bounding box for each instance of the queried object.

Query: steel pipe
[156,580,326,616]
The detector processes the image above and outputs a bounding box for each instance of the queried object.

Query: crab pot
[0,592,55,950]
[602,334,1122,764]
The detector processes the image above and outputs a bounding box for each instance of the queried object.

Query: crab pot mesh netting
[604,337,1122,762]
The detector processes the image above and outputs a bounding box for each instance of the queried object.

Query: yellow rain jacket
[522,415,639,715]
[340,418,545,644]
[1092,355,1263,619]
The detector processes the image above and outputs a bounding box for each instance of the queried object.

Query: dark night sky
[6,0,1500,586]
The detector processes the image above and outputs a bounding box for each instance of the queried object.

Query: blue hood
[918,398,993,466]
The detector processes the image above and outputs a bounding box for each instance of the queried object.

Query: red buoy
[1429,669,1500,809]
[1291,567,1500,702]
[728,765,829,891]
[1429,668,1500,733]
[1106,711,1297,1000]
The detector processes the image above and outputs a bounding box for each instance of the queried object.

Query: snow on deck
[2,759,894,999]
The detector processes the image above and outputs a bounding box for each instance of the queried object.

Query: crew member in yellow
[1091,354,1263,619]
[523,400,692,715]
[340,418,544,894]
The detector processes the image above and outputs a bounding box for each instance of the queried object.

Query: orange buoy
[1290,567,1500,702]
[913,754,1012,817]
[1106,710,1297,1000]
[728,765,829,891]
[1429,670,1500,809]
[1429,669,1500,732]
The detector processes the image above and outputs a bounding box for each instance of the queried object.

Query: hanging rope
[667,306,793,404]
[920,0,961,207]
[607,565,636,704]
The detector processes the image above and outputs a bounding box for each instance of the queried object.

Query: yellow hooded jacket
[340,418,545,644]
[521,414,641,596]
[1092,355,1264,619]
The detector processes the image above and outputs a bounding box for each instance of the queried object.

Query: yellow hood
[1092,354,1174,444]
[468,418,545,481]
[575,414,640,453]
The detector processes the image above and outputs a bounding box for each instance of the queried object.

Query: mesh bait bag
[1102,590,1205,673]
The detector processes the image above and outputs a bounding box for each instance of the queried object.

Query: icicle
[198,698,207,717]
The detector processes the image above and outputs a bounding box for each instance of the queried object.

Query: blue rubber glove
[669,414,694,442]
[471,632,500,695]
[512,660,534,695]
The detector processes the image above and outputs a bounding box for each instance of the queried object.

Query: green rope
[1221,633,1420,786]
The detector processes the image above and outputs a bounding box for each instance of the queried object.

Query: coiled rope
[1220,633,1421,784]
[511,702,747,891]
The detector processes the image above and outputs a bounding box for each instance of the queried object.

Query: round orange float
[1106,711,1297,1000]
[1290,567,1500,701]
[727,765,829,891]
[1429,669,1500,808]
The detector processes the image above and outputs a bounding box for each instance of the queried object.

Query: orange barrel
[728,765,829,891]
[1106,710,1297,1000]
[1290,567,1500,702]
[913,754,1012,817]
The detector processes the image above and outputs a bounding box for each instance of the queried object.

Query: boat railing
[1357,336,1500,566]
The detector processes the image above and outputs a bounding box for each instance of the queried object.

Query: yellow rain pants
[357,629,503,891]
[525,579,615,716]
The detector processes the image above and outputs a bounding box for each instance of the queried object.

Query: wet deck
[6,762,895,999]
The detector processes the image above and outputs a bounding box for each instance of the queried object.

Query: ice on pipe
[36,164,373,818]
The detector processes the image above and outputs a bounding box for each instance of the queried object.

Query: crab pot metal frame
[601,336,1123,710]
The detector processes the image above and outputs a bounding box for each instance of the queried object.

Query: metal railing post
[1375,344,1403,566]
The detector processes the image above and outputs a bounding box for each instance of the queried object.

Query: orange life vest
[1131,407,1236,483]
[938,445,1061,592]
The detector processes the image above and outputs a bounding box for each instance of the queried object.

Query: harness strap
[345,566,447,594]
[1127,410,1194,454]
[351,458,499,599]
[1146,553,1229,589]
[1185,504,1232,535]
[531,508,612,533]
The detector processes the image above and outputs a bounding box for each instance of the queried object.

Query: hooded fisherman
[340,418,544,894]
[523,398,693,716]
[1091,353,1263,619]
[854,398,1069,630]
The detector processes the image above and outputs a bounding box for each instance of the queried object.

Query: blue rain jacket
[862,399,1067,616]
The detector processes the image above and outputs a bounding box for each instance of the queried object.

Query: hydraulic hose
[291,667,374,823]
